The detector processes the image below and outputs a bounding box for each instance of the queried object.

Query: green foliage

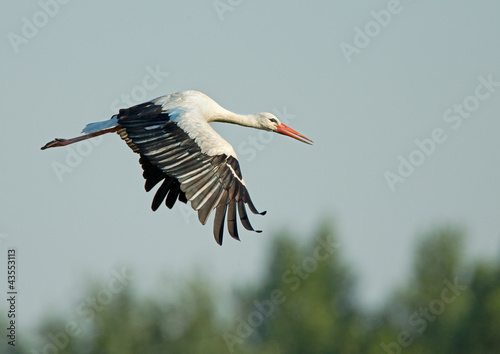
[17,223,500,353]
[79,278,229,353]
[231,223,361,354]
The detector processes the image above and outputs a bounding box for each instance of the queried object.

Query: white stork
[42,90,313,245]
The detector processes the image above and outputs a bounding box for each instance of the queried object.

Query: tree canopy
[5,223,500,353]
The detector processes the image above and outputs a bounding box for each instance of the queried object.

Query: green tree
[22,222,500,354]
[450,260,500,352]
[82,277,228,353]
[227,223,363,353]
[376,228,470,354]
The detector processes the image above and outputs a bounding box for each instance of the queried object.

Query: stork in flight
[42,90,313,245]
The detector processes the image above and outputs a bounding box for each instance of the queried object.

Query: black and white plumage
[42,91,313,245]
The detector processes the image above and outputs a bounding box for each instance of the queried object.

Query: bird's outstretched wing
[117,101,265,245]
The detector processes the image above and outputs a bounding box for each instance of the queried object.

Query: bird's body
[42,90,312,245]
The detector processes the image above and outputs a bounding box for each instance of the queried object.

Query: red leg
[41,126,121,150]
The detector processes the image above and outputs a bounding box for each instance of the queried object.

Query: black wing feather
[227,201,239,241]
[117,101,265,245]
[213,197,228,245]
[152,179,172,211]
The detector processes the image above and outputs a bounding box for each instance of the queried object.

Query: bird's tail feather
[82,115,119,134]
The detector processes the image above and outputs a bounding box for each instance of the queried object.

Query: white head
[255,113,281,131]
[255,112,313,145]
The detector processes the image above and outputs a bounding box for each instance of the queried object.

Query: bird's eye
[269,118,278,124]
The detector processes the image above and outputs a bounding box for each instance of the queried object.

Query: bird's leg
[41,126,121,150]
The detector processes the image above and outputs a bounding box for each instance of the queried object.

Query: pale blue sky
[1,0,500,343]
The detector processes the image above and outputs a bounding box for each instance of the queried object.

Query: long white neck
[207,107,261,129]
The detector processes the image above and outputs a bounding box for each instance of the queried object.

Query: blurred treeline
[7,223,500,353]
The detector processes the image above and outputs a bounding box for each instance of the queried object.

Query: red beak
[276,124,313,145]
